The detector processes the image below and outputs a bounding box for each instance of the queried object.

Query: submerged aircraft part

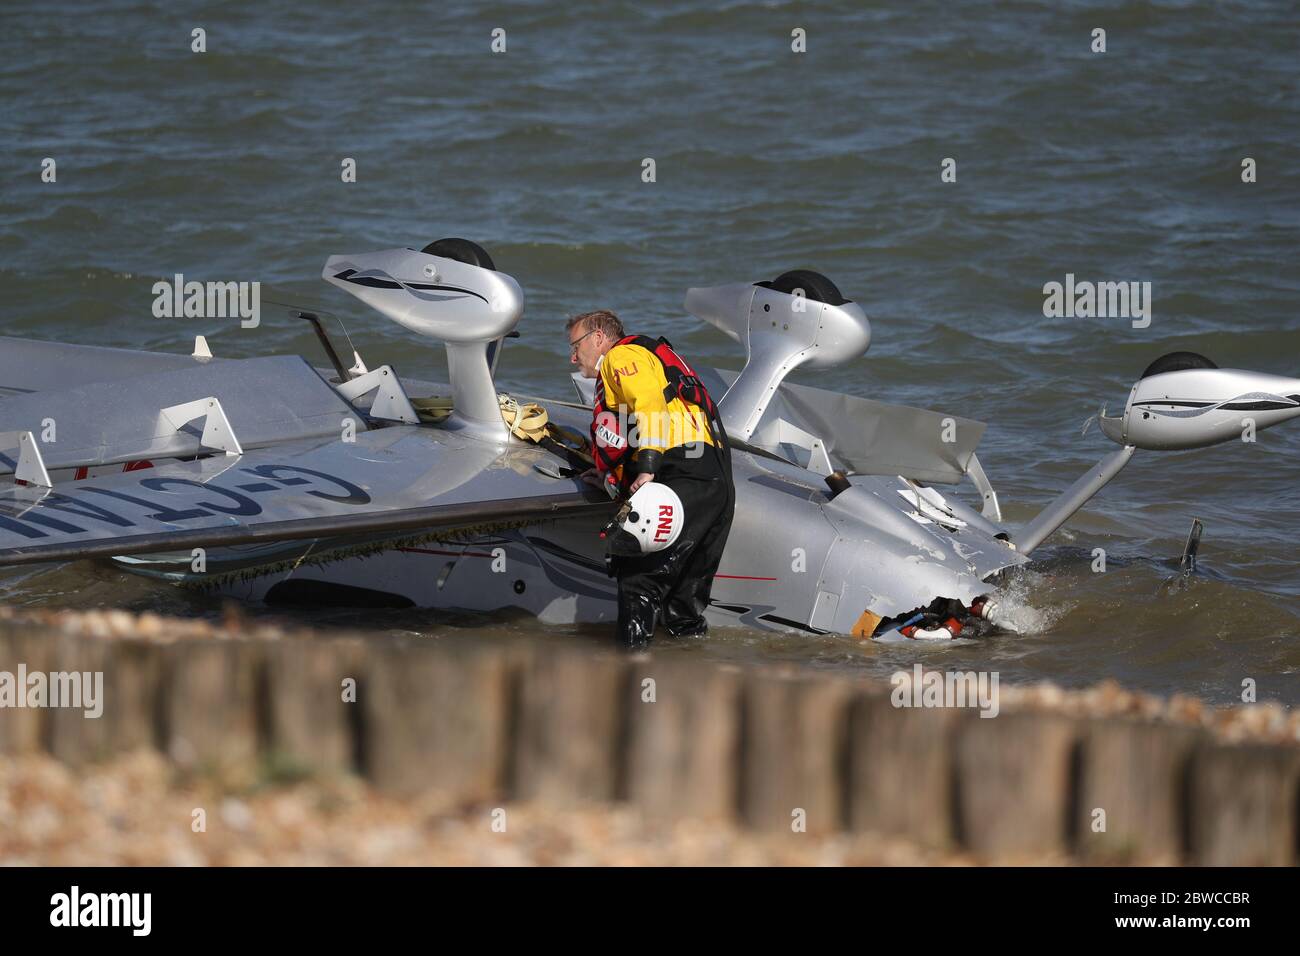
[1,242,1296,640]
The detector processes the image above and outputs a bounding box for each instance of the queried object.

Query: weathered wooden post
[264,636,367,778]
[0,624,53,755]
[847,688,971,849]
[623,654,743,822]
[362,636,519,801]
[953,710,1080,859]
[164,639,263,779]
[1187,741,1300,866]
[512,645,630,806]
[738,669,855,834]
[1076,717,1203,863]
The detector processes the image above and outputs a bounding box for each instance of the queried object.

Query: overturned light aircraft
[2,239,1297,640]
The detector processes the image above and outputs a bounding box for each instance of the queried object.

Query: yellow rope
[410,393,593,464]
[499,394,551,442]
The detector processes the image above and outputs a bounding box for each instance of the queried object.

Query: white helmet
[620,482,685,553]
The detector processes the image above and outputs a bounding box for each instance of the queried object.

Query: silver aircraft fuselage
[3,242,1297,639]
[120,390,1025,636]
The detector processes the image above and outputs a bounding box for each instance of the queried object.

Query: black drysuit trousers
[610,443,735,649]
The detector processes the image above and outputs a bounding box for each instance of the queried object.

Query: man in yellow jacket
[567,309,735,649]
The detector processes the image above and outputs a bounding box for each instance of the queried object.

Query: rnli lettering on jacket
[590,337,718,483]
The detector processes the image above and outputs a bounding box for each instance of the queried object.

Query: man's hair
[566,309,625,342]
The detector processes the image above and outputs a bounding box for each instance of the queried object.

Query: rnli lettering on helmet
[594,412,626,449]
[654,503,674,542]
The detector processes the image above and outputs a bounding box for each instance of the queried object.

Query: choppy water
[2,0,1298,705]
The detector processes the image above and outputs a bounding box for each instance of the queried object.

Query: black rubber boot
[617,588,659,650]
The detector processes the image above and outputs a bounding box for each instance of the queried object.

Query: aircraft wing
[0,350,366,474]
[0,337,213,396]
[710,369,987,485]
[0,425,611,568]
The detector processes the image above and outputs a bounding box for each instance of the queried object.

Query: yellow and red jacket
[591,335,721,487]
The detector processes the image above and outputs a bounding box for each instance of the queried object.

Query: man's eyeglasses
[569,328,600,356]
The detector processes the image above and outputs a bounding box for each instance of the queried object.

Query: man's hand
[628,472,655,493]
[579,468,603,488]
